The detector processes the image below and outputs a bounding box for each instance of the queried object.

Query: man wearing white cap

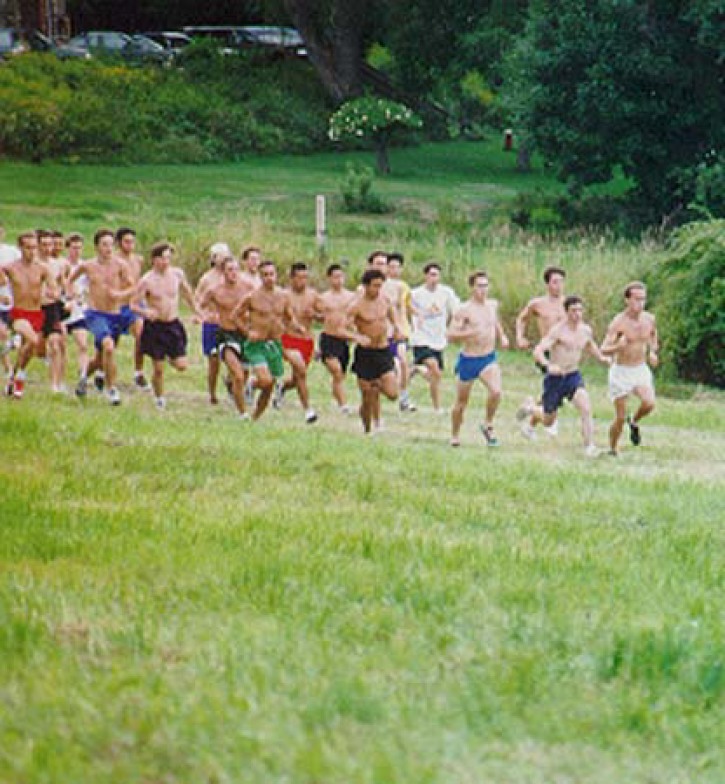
[195,242,231,404]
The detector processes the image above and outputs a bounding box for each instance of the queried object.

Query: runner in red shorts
[0,232,54,398]
[277,262,323,423]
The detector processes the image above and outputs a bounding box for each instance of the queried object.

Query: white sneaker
[244,379,255,408]
[520,421,536,440]
[107,387,121,406]
[239,412,251,421]
[272,380,285,409]
[339,404,351,415]
[516,397,535,421]
[584,444,600,458]
[155,396,166,411]
[305,409,318,424]
[544,419,559,437]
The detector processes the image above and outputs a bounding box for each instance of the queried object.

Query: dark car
[143,31,192,54]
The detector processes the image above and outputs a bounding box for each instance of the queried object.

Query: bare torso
[119,253,143,305]
[82,257,132,313]
[245,286,290,341]
[140,268,186,321]
[320,288,356,337]
[5,260,50,310]
[42,257,67,305]
[456,299,500,356]
[530,295,565,338]
[286,287,320,338]
[350,295,390,348]
[607,312,657,366]
[207,280,255,330]
[548,322,594,373]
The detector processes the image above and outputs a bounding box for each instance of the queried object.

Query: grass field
[1,143,723,782]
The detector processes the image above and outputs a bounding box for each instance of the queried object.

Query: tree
[283,0,367,102]
[505,0,725,223]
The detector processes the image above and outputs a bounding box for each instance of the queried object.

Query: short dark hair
[151,242,173,260]
[564,295,583,311]
[388,252,404,265]
[625,281,646,298]
[327,263,343,276]
[468,270,488,287]
[65,233,83,247]
[259,260,275,271]
[423,262,441,274]
[17,231,37,247]
[242,246,261,260]
[51,230,63,239]
[290,262,308,276]
[367,250,388,265]
[362,268,385,285]
[116,227,136,243]
[94,228,115,247]
[36,229,52,240]
[222,256,238,270]
[543,266,566,283]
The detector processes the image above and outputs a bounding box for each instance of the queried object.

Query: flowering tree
[329,96,422,174]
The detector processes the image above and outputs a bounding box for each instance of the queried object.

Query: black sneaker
[75,377,88,398]
[627,416,641,446]
[94,374,105,393]
[480,424,500,447]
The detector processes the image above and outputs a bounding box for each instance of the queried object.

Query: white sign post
[316,195,327,255]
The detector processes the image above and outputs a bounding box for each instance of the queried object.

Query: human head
[259,259,277,287]
[36,229,54,259]
[543,266,566,296]
[116,227,136,255]
[367,250,388,272]
[18,232,38,261]
[289,261,309,290]
[387,252,404,279]
[65,233,84,261]
[210,241,231,267]
[624,281,647,314]
[94,228,115,260]
[51,230,64,257]
[327,263,345,289]
[564,295,584,322]
[468,271,489,300]
[242,246,261,274]
[423,262,441,288]
[150,242,173,271]
[361,267,385,297]
[222,256,240,283]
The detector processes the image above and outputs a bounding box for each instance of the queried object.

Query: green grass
[1,143,722,781]
[1,340,723,783]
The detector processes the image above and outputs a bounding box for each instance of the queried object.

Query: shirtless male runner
[348,268,403,434]
[38,229,69,392]
[69,228,134,405]
[233,260,301,421]
[200,256,257,417]
[115,227,149,391]
[601,281,659,454]
[195,241,231,404]
[517,296,611,457]
[448,271,509,447]
[62,233,91,393]
[318,263,356,413]
[516,265,567,435]
[0,232,53,398]
[132,242,201,410]
[240,246,262,290]
[277,262,321,423]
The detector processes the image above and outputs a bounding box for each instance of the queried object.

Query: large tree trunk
[283,0,365,103]
[19,0,41,30]
[374,133,390,175]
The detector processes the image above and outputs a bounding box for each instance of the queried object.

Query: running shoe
[107,387,121,406]
[584,444,600,458]
[515,397,535,421]
[244,379,255,408]
[544,419,559,437]
[75,376,88,398]
[480,424,499,447]
[305,409,318,424]
[239,412,251,421]
[399,397,417,412]
[94,374,105,393]
[520,421,537,440]
[272,380,285,409]
[627,416,641,446]
[12,377,24,399]
[5,375,14,397]
[134,374,151,391]
[155,396,166,411]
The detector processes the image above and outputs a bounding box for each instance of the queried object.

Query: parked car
[122,34,174,65]
[182,25,259,54]
[0,27,89,60]
[60,30,131,57]
[143,31,192,54]
[241,25,306,57]
[0,27,26,58]
[57,31,172,65]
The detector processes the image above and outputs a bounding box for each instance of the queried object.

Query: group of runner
[0,223,659,455]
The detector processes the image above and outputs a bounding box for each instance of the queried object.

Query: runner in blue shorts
[447,271,509,447]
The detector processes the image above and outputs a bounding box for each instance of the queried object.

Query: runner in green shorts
[244,338,284,379]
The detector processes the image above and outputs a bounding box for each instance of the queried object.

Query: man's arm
[231,292,252,331]
[67,261,86,285]
[533,326,559,371]
[495,303,510,349]
[178,270,203,319]
[585,326,611,365]
[600,316,627,356]
[515,299,535,349]
[647,315,659,367]
[130,277,155,318]
[447,308,475,343]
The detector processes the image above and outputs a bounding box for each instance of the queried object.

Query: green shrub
[647,220,725,388]
[339,162,391,214]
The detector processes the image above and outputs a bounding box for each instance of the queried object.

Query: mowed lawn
[1,334,723,783]
[1,144,723,782]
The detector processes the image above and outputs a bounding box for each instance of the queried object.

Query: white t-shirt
[410,284,461,350]
[0,243,20,265]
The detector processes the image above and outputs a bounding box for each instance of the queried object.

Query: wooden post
[316,195,327,255]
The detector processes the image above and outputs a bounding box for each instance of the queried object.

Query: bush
[647,220,725,388]
[0,52,331,163]
[339,162,391,214]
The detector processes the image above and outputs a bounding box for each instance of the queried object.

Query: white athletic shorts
[608,362,654,400]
